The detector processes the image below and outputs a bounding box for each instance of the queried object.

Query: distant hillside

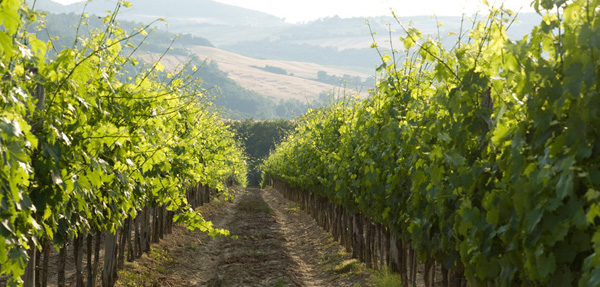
[36,12,213,55]
[183,46,373,101]
[33,10,310,119]
[222,41,380,74]
[263,14,540,49]
[33,0,541,73]
[34,0,284,27]
[222,14,541,71]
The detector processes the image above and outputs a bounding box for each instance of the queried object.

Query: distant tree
[275,102,289,118]
[317,70,329,82]
[230,120,296,186]
[315,70,375,89]
[264,65,288,75]
[252,65,288,75]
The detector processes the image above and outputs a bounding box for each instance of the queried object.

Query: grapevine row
[0,1,247,286]
[263,0,600,286]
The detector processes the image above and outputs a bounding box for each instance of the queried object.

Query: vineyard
[263,0,600,286]
[0,1,246,286]
[3,0,600,286]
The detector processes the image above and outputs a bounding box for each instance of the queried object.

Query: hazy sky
[215,0,534,22]
[52,0,535,23]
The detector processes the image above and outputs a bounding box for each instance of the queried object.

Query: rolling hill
[34,10,315,119]
[33,0,540,120]
[34,0,540,73]
[183,46,372,101]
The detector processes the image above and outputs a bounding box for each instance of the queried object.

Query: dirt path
[116,188,372,287]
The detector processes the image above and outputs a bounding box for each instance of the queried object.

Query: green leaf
[0,31,13,57]
[556,170,574,200]
[444,152,465,167]
[587,203,600,223]
[404,36,416,50]
[525,207,543,234]
[0,0,21,34]
[564,63,583,97]
[7,141,28,163]
[587,266,600,287]
[0,119,22,137]
[536,247,556,278]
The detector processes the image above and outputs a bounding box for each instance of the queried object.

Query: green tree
[230,120,295,186]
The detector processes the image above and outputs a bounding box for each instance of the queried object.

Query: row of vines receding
[263,0,600,286]
[1,1,247,286]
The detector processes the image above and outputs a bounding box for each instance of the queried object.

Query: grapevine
[263,0,600,285]
[0,1,247,285]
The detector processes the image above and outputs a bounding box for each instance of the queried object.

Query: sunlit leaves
[0,0,21,34]
[0,1,247,283]
[264,0,600,286]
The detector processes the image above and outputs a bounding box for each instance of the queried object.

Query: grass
[321,249,345,266]
[149,247,172,263]
[235,197,273,214]
[187,243,199,252]
[116,262,152,287]
[156,266,168,274]
[332,259,361,274]
[115,247,173,286]
[247,250,265,257]
[371,267,402,287]
[320,235,339,249]
[275,278,287,287]
[286,202,301,212]
[116,270,145,287]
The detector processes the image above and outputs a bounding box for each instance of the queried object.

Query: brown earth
[115,188,375,287]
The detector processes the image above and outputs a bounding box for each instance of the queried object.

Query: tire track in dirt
[207,188,307,286]
[261,188,372,287]
[260,189,328,287]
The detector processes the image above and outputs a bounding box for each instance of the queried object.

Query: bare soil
[115,187,373,287]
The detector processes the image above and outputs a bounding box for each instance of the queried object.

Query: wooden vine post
[23,67,45,287]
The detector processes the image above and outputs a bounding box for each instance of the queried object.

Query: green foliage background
[230,119,295,187]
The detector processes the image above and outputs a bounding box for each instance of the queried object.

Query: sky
[52,0,535,23]
[215,0,535,22]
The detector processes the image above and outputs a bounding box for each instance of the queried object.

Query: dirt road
[116,188,372,287]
